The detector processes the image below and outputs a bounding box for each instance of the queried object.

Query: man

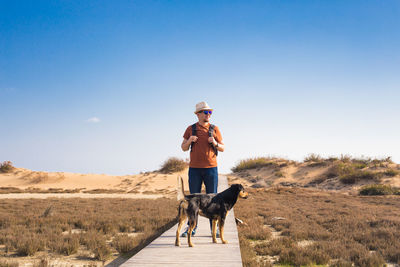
[181,101,225,237]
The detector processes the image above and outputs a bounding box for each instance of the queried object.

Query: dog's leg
[218,217,228,244]
[187,219,197,247]
[175,202,187,246]
[175,216,186,246]
[212,219,218,243]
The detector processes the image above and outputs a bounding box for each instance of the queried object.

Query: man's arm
[215,141,225,152]
[209,126,224,152]
[209,137,225,152]
[181,136,198,151]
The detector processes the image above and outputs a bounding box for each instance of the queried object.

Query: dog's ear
[231,184,242,193]
[232,184,244,189]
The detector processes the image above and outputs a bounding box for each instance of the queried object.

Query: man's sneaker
[181,227,196,237]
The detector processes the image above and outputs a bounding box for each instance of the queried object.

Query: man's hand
[208,137,217,146]
[182,136,198,151]
[189,136,198,143]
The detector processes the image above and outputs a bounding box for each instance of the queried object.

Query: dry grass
[235,187,400,266]
[0,198,178,265]
[0,187,136,194]
[159,157,188,173]
[0,187,24,194]
[82,189,127,194]
[0,187,83,194]
[0,161,14,173]
[232,155,396,173]
[113,234,137,254]
[232,157,289,173]
[304,153,328,167]
[0,260,18,267]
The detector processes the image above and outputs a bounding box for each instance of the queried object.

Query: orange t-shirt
[183,123,223,168]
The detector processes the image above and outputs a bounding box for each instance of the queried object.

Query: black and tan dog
[175,177,248,247]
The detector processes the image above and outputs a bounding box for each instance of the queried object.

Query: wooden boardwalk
[117,175,243,267]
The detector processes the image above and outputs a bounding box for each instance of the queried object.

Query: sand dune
[228,158,400,194]
[0,167,190,198]
[1,158,399,199]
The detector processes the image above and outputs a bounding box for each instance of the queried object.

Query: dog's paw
[175,242,180,246]
[222,240,228,244]
[212,239,217,243]
[189,243,195,247]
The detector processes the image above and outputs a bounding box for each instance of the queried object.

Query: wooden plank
[115,175,243,267]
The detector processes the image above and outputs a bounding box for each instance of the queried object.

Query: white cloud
[86,117,101,123]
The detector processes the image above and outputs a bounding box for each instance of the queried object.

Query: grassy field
[234,187,400,266]
[0,198,178,266]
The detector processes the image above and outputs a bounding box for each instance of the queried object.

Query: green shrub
[353,163,367,169]
[0,161,14,173]
[304,153,323,163]
[351,157,372,165]
[232,157,279,172]
[159,157,187,173]
[384,169,399,177]
[372,156,393,165]
[359,184,398,196]
[331,162,382,184]
[304,154,329,167]
[340,170,380,184]
[327,156,339,162]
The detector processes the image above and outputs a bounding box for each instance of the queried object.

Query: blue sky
[1,0,399,174]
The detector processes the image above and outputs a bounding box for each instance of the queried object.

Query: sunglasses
[199,110,212,115]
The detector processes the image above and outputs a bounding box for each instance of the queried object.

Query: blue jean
[188,167,218,230]
[188,167,218,194]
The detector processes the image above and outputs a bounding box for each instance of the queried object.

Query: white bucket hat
[194,101,213,114]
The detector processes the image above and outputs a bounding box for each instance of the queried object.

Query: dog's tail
[177,176,186,201]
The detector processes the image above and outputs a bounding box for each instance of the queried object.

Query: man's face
[196,110,212,123]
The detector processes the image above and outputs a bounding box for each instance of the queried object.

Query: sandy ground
[0,167,191,199]
[1,161,399,199]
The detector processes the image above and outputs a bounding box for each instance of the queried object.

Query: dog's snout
[240,191,249,199]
